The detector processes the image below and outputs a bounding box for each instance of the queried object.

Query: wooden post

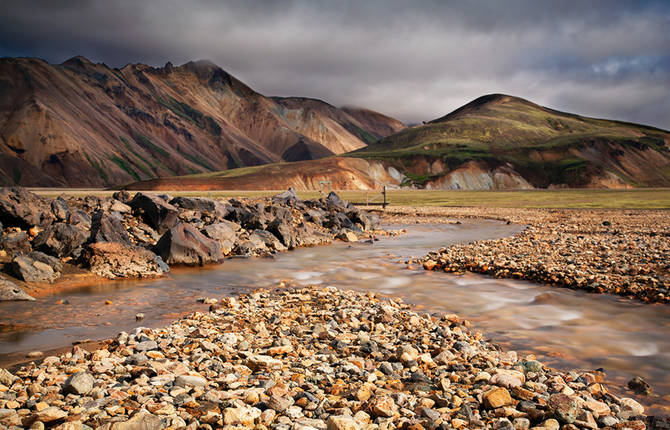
[382,186,387,209]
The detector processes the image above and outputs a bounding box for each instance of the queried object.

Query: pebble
[0,286,653,429]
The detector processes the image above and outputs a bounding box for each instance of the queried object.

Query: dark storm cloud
[1,0,669,128]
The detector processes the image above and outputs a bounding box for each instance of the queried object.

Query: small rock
[483,387,512,409]
[62,371,95,395]
[327,415,361,430]
[627,376,651,395]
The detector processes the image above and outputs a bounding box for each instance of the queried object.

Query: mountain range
[2,56,669,190]
[124,94,670,191]
[0,57,404,187]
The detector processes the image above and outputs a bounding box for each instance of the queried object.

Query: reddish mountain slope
[0,57,405,187]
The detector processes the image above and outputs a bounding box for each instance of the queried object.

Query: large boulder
[169,197,231,219]
[155,223,222,266]
[10,251,63,283]
[326,191,352,210]
[0,276,35,301]
[251,229,287,252]
[0,187,54,228]
[325,212,358,232]
[129,193,179,234]
[33,222,88,258]
[267,218,298,249]
[82,242,169,279]
[202,222,237,255]
[68,209,92,230]
[227,202,267,230]
[347,209,380,231]
[90,211,131,244]
[272,187,305,209]
[0,231,31,258]
[50,197,70,221]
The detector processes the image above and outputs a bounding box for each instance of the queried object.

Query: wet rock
[336,230,358,242]
[618,397,645,419]
[10,251,62,283]
[267,217,298,249]
[129,192,179,234]
[548,393,579,424]
[90,211,131,244]
[627,376,651,395]
[155,222,222,265]
[83,242,169,279]
[251,229,287,252]
[0,187,54,228]
[0,276,35,301]
[62,372,95,395]
[33,222,88,257]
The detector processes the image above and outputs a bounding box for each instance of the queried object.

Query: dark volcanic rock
[202,222,237,255]
[0,231,31,257]
[112,190,131,203]
[0,276,35,301]
[129,192,179,234]
[155,223,222,266]
[10,251,63,283]
[272,187,305,209]
[0,187,54,228]
[251,229,287,252]
[68,209,92,230]
[90,210,131,244]
[267,217,298,249]
[228,201,267,230]
[83,242,169,279]
[169,196,231,219]
[50,197,70,221]
[33,222,88,257]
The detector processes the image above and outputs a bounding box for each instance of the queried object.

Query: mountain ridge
[0,56,405,187]
[125,93,670,191]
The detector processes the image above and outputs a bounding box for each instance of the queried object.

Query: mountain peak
[429,93,534,124]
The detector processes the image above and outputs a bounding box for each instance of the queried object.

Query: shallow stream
[1,221,668,412]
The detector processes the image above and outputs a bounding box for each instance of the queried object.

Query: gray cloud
[1,0,669,128]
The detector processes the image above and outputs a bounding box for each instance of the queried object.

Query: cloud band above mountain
[1,0,668,129]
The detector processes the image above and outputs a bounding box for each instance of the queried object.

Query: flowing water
[1,220,669,412]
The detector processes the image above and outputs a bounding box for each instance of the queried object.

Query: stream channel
[1,220,668,412]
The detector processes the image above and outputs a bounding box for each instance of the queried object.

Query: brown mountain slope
[0,57,405,187]
[128,94,670,191]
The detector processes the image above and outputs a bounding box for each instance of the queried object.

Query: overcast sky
[1,0,669,128]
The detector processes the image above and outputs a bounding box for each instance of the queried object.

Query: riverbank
[0,286,658,429]
[378,207,669,304]
[0,187,384,300]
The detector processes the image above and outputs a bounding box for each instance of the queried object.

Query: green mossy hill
[348,94,670,187]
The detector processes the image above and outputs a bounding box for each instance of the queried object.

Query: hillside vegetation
[348,94,670,188]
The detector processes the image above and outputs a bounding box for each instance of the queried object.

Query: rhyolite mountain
[0,56,405,187]
[125,94,670,191]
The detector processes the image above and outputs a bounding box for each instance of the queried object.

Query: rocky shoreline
[381,207,669,304]
[0,286,661,430]
[0,187,382,301]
